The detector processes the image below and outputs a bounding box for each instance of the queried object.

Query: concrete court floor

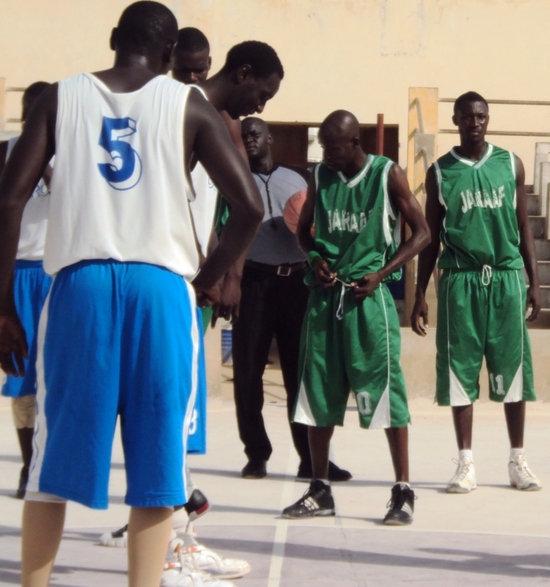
[1,363,550,586]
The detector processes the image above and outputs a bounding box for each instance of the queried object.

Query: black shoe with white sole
[282,479,335,519]
[383,483,415,526]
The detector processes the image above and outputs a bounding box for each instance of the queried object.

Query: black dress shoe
[328,461,352,482]
[296,460,352,482]
[241,459,267,479]
[16,466,29,500]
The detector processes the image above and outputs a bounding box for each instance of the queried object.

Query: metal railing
[439,98,550,137]
[5,86,26,124]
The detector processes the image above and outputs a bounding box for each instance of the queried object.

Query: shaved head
[242,116,268,133]
[318,109,365,175]
[241,117,272,164]
[319,110,360,141]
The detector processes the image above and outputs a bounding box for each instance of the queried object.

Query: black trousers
[232,264,311,464]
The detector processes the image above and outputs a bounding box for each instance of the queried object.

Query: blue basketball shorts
[187,308,207,455]
[26,260,200,509]
[2,260,52,398]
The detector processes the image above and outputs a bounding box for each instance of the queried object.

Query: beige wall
[2,0,550,182]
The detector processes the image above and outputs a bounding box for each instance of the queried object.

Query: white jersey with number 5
[46,73,198,279]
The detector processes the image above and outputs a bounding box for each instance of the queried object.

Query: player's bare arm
[186,89,263,298]
[297,173,336,288]
[0,141,8,177]
[352,164,430,301]
[213,112,250,323]
[0,85,56,376]
[410,166,445,335]
[515,155,541,322]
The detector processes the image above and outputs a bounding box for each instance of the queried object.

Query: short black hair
[220,41,284,80]
[454,91,489,115]
[176,27,209,53]
[242,116,269,132]
[116,1,178,55]
[23,81,51,103]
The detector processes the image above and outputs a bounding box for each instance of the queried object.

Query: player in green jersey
[412,91,542,493]
[282,110,430,525]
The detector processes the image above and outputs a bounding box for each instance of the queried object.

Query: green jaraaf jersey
[435,143,523,270]
[310,155,401,283]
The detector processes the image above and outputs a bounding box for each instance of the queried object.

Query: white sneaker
[446,457,476,493]
[165,534,251,581]
[509,454,542,491]
[98,524,127,547]
[161,567,235,587]
[161,539,237,587]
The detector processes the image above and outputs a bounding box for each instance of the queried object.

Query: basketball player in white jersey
[170,31,284,585]
[174,27,221,285]
[0,82,52,500]
[0,3,263,587]
[100,27,258,584]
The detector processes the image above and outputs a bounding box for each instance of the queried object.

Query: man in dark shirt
[234,117,351,482]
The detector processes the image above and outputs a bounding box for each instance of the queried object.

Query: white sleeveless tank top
[190,162,218,256]
[188,85,219,257]
[7,137,50,261]
[45,73,198,278]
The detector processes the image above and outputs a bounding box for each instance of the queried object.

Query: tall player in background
[411,91,541,493]
[172,26,211,85]
[166,34,285,586]
[0,81,52,500]
[0,3,263,587]
[196,39,284,323]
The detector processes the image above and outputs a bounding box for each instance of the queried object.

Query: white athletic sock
[510,447,524,460]
[185,465,195,496]
[397,482,410,489]
[459,449,473,461]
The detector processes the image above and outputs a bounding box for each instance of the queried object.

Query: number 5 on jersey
[98,116,143,190]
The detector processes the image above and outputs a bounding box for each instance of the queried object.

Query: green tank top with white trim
[435,143,523,270]
[308,155,401,285]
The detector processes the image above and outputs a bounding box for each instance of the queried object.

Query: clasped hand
[0,314,28,376]
[313,258,382,300]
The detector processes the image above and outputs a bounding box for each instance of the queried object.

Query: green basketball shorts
[436,268,535,406]
[292,282,410,429]
[200,306,213,334]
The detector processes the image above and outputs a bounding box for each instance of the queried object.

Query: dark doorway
[266,122,399,169]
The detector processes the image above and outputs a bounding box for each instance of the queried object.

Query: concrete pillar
[405,87,439,320]
[533,142,550,200]
[0,78,5,131]
[539,160,550,218]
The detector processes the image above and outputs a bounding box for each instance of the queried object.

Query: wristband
[307,251,322,266]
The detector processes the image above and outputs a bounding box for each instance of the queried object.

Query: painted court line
[267,448,299,587]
